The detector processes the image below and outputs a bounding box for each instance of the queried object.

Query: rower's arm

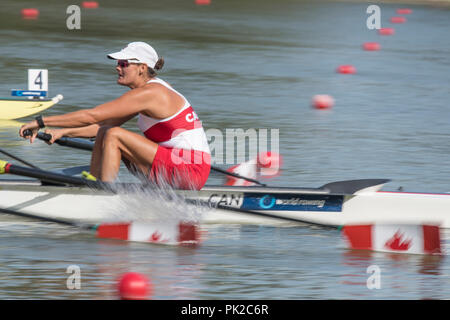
[35,89,153,128]
[45,113,137,139]
[99,113,137,127]
[56,124,100,138]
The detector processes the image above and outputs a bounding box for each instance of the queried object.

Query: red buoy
[336,65,356,74]
[21,8,39,19]
[117,272,151,300]
[257,152,283,169]
[362,42,381,51]
[390,16,406,24]
[82,1,99,9]
[397,8,412,15]
[257,151,283,178]
[378,28,395,36]
[312,95,334,110]
[195,0,211,5]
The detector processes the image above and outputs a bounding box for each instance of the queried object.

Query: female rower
[19,42,211,190]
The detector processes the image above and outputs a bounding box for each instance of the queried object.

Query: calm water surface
[0,0,449,299]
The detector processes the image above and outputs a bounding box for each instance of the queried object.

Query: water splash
[103,170,208,225]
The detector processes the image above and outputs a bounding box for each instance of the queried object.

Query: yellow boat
[0,119,24,128]
[0,94,63,120]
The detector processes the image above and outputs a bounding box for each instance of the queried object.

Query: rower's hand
[19,121,39,143]
[43,128,64,145]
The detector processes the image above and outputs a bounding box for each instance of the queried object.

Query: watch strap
[35,115,45,128]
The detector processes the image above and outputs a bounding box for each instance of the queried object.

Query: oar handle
[23,129,34,138]
[38,132,53,141]
[23,129,51,141]
[24,129,94,152]
[23,129,61,144]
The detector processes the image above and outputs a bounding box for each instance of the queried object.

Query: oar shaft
[0,160,104,189]
[37,132,94,151]
[215,204,338,229]
[0,207,89,229]
[0,148,40,169]
[22,130,94,151]
[210,166,266,186]
[0,206,197,246]
[9,164,87,186]
[185,199,338,229]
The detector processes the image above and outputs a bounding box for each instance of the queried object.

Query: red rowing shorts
[149,146,211,190]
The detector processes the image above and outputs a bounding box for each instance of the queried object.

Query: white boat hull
[0,180,449,227]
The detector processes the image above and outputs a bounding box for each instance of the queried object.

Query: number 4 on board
[28,69,48,92]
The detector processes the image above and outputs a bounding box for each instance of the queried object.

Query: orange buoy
[336,65,356,74]
[21,8,39,19]
[390,16,406,24]
[378,28,395,36]
[195,0,211,5]
[117,272,151,300]
[397,8,412,15]
[362,42,381,51]
[82,1,99,9]
[312,95,334,110]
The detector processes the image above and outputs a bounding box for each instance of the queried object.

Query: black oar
[0,148,89,177]
[28,131,94,151]
[0,148,40,169]
[0,148,68,186]
[0,159,106,189]
[0,206,95,229]
[27,130,268,187]
[60,165,90,176]
[209,165,266,186]
[0,206,198,246]
[185,198,339,229]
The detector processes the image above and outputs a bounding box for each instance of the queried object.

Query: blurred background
[0,0,449,300]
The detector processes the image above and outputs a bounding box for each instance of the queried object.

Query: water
[0,0,449,299]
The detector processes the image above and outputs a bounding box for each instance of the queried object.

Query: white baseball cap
[107,42,159,69]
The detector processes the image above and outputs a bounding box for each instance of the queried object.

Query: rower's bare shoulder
[123,83,161,100]
[145,81,173,92]
[145,82,176,101]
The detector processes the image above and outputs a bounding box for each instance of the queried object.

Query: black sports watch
[35,115,45,128]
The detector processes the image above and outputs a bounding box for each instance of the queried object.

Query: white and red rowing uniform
[137,78,211,190]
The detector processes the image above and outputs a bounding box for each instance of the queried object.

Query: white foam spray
[102,168,208,225]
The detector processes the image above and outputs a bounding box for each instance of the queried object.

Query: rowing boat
[1,135,449,229]
[0,94,63,120]
[0,119,24,128]
[1,178,449,227]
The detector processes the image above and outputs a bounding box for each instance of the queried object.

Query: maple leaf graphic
[150,231,161,242]
[384,230,412,251]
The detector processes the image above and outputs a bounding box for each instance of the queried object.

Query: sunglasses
[117,60,130,68]
[117,60,142,68]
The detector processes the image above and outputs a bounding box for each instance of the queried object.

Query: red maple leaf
[150,231,161,242]
[384,230,412,251]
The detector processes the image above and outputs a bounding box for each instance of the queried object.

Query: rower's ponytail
[154,57,164,71]
[147,57,164,77]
